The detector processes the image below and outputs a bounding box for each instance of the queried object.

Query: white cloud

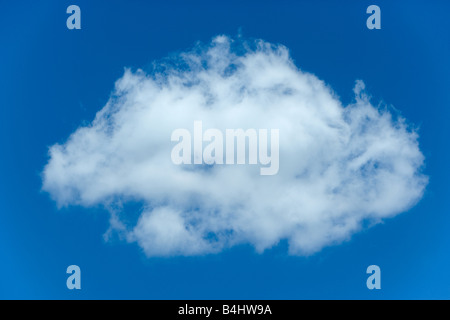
[42,36,428,256]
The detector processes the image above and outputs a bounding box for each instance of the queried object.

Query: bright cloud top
[42,36,428,256]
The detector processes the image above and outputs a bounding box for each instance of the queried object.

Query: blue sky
[0,0,449,299]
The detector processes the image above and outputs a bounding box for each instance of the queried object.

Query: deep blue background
[0,0,449,299]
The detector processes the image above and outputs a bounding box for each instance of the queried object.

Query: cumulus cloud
[42,35,427,256]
